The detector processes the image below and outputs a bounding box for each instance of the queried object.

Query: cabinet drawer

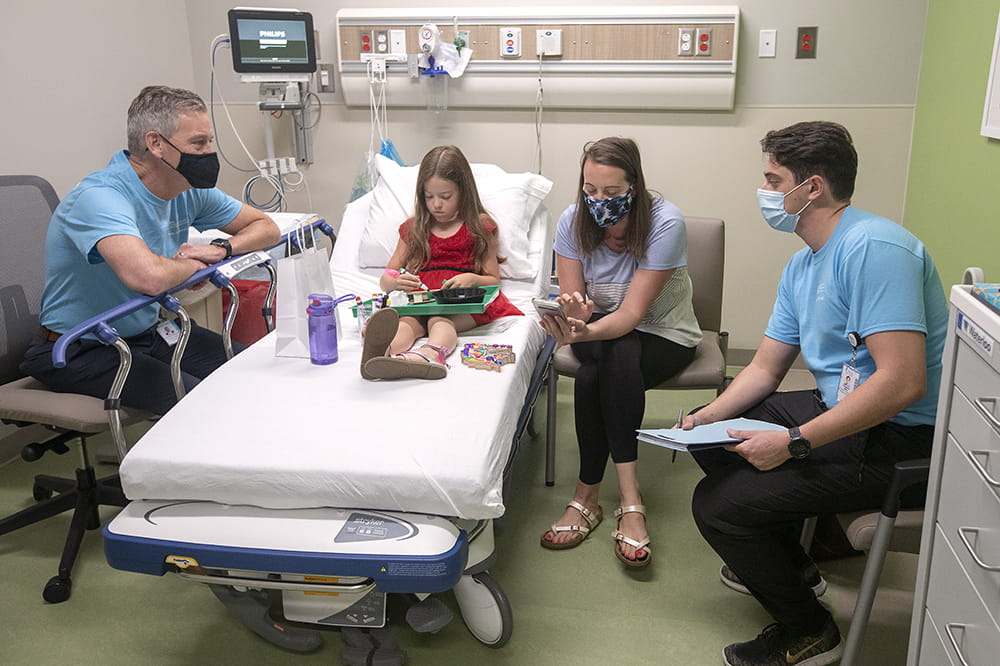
[919,609,956,665]
[926,524,1000,664]
[938,435,1000,620]
[953,342,1000,443]
[948,391,1000,499]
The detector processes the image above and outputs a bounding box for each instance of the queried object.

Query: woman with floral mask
[538,137,700,567]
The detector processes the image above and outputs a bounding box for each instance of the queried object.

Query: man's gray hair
[126,85,207,154]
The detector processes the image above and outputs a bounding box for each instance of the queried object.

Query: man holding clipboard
[685,122,947,666]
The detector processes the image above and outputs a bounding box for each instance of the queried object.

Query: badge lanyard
[837,331,863,402]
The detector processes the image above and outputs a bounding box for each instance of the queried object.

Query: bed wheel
[453,571,513,648]
[43,575,71,603]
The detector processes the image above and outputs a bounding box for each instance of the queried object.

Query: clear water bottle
[307,293,338,365]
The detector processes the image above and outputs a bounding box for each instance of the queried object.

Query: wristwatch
[210,238,232,259]
[787,426,812,459]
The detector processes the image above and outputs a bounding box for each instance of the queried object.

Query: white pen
[399,267,429,291]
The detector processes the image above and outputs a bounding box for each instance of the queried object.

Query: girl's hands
[442,273,480,288]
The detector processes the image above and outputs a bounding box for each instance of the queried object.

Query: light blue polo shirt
[40,151,242,338]
[765,206,948,426]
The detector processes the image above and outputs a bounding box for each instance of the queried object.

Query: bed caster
[453,571,512,648]
[405,595,454,633]
[341,627,405,666]
[43,575,71,603]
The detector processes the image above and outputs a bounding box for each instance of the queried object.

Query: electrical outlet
[677,27,695,57]
[796,26,818,59]
[360,30,373,57]
[695,28,712,56]
[373,29,389,54]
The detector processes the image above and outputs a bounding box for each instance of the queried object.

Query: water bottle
[307,293,338,365]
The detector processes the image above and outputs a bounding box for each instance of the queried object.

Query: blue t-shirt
[40,151,243,338]
[553,197,702,347]
[765,206,948,426]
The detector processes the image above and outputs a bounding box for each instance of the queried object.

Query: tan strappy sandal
[539,500,603,550]
[612,504,651,567]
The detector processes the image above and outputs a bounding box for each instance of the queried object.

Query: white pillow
[358,154,551,279]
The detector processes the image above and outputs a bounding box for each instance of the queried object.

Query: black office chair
[0,175,152,603]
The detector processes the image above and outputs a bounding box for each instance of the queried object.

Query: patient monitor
[228,7,316,82]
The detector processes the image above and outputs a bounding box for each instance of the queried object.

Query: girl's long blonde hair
[404,145,500,275]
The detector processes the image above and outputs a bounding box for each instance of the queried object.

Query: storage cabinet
[909,286,1000,664]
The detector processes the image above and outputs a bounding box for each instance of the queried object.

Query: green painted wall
[906,0,1000,287]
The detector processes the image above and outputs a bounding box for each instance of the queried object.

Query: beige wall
[2,0,928,355]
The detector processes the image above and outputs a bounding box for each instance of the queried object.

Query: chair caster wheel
[43,575,71,603]
[33,484,54,501]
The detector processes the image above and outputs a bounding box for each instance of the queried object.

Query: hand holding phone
[532,297,567,320]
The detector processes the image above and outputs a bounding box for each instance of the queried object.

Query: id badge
[156,320,181,347]
[837,363,861,402]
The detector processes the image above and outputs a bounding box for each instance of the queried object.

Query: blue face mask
[757,180,811,233]
[584,188,633,228]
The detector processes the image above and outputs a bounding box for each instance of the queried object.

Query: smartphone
[532,297,566,320]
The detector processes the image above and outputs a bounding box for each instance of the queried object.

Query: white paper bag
[274,228,335,358]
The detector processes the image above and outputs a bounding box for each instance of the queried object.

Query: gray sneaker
[719,563,827,597]
[723,618,842,666]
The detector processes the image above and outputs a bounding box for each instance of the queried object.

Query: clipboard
[637,418,787,453]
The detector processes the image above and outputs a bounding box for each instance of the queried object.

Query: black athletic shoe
[723,618,843,666]
[719,563,828,597]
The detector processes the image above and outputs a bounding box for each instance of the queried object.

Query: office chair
[542,216,729,485]
[0,175,152,603]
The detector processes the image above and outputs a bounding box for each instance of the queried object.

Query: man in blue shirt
[20,85,279,415]
[686,122,947,665]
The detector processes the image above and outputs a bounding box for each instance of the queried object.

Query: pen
[399,267,429,291]
[672,408,685,463]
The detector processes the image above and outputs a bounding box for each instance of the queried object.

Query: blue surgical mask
[757,180,811,233]
[584,188,633,228]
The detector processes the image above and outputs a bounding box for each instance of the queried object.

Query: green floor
[1,380,916,664]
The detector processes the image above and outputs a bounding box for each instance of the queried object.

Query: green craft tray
[351,285,499,317]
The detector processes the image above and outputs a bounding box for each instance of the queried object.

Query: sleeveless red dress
[398,218,523,325]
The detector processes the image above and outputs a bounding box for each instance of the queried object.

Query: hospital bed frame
[69,219,553,656]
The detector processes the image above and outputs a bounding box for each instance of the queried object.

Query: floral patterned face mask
[583,188,633,228]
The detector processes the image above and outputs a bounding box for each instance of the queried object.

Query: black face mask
[157,134,220,189]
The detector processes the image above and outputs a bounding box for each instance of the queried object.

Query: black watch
[787,426,812,459]
[210,238,232,259]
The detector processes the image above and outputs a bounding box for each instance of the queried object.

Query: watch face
[789,438,810,459]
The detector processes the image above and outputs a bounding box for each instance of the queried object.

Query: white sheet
[119,192,552,520]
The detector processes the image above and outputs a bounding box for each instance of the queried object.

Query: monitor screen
[228,8,316,74]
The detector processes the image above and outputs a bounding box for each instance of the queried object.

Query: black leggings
[572,326,695,484]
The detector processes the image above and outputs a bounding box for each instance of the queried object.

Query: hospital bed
[101,160,555,655]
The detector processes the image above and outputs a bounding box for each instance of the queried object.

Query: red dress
[398,218,523,325]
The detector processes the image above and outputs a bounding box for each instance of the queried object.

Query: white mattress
[119,192,552,520]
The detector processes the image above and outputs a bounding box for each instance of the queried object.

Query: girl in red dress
[361,145,522,380]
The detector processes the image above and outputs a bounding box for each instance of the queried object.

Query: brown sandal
[360,308,399,380]
[540,500,603,550]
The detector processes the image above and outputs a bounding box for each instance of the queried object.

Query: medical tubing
[209,36,257,174]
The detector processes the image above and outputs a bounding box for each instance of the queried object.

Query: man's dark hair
[760,121,858,201]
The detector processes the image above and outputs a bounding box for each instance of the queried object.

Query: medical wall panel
[336,6,740,110]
